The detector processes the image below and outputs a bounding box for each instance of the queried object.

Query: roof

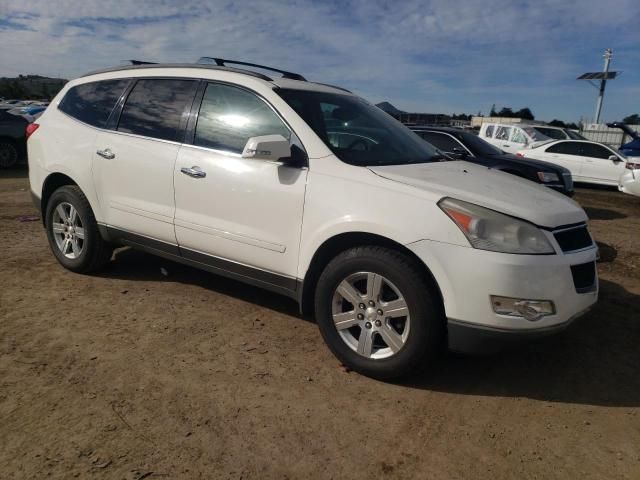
[79,63,353,96]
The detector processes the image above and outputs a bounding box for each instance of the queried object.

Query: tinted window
[534,127,566,140]
[276,89,442,166]
[582,143,614,159]
[419,131,464,153]
[566,130,586,140]
[118,79,198,142]
[59,79,130,127]
[545,141,583,156]
[484,125,494,138]
[194,83,290,153]
[511,129,527,144]
[495,126,512,141]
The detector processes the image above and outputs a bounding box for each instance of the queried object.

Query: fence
[580,124,640,149]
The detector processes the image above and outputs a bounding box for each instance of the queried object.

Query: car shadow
[101,249,639,406]
[401,279,640,407]
[584,206,627,220]
[596,241,618,263]
[100,247,303,319]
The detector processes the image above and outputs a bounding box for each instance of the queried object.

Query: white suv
[27,60,598,379]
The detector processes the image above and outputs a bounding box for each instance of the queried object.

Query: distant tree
[548,119,567,127]
[496,107,514,117]
[489,104,497,117]
[623,114,640,125]
[566,122,580,130]
[515,107,535,120]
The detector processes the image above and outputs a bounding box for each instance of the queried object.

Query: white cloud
[1,0,638,121]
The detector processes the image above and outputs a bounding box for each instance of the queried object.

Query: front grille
[562,172,574,191]
[554,225,593,252]
[570,262,597,293]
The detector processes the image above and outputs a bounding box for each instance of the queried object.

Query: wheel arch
[299,231,445,319]
[40,172,80,225]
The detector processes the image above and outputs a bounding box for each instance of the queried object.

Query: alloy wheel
[51,202,85,259]
[331,271,411,359]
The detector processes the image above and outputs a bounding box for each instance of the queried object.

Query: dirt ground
[1,168,639,480]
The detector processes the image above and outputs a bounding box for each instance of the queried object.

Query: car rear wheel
[45,185,113,273]
[314,246,443,379]
[0,141,18,168]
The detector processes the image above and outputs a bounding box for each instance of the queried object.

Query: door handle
[96,148,115,160]
[180,166,206,178]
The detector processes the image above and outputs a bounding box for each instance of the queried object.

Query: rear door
[579,142,626,185]
[173,81,307,285]
[92,78,198,244]
[541,141,586,179]
[494,125,515,151]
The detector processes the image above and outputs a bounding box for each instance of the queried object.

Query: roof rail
[197,57,306,81]
[124,60,158,65]
[80,63,274,81]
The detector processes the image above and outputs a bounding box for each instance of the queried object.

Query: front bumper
[618,170,640,197]
[407,239,598,351]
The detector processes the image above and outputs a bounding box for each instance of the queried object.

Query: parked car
[479,122,551,152]
[0,109,29,168]
[606,122,640,157]
[27,61,598,379]
[618,158,640,197]
[411,126,573,195]
[530,125,586,141]
[516,140,628,186]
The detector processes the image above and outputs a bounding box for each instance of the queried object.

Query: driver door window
[194,83,290,154]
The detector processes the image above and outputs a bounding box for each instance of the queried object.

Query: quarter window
[194,83,290,154]
[117,79,198,142]
[59,79,130,128]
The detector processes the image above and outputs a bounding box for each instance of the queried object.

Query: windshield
[566,130,586,140]
[457,132,504,156]
[275,89,442,166]
[523,127,551,142]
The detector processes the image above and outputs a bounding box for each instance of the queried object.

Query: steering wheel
[345,138,370,151]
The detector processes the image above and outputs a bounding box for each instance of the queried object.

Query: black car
[411,126,573,195]
[0,109,29,168]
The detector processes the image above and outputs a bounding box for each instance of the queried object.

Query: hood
[498,153,571,174]
[369,161,586,228]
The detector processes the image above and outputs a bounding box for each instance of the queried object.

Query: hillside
[0,75,68,100]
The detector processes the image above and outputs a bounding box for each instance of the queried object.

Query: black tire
[0,141,18,168]
[314,246,444,380]
[45,185,113,273]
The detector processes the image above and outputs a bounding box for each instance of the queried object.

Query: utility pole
[594,48,612,124]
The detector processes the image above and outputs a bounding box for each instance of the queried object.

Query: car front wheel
[314,246,444,379]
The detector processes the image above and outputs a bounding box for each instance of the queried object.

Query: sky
[1,0,639,123]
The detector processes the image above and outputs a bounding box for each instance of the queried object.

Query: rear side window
[59,79,130,128]
[545,141,583,156]
[494,126,512,141]
[534,127,565,140]
[194,83,290,153]
[118,79,198,142]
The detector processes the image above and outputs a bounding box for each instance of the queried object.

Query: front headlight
[438,198,555,254]
[537,172,560,183]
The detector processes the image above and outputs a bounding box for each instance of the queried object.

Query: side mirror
[608,154,620,163]
[242,135,292,162]
[450,147,469,159]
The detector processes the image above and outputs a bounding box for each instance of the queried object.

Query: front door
[579,143,627,185]
[92,78,198,243]
[173,82,307,285]
[541,141,586,179]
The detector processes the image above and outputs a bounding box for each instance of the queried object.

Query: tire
[314,246,444,380]
[0,141,18,168]
[45,185,113,273]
